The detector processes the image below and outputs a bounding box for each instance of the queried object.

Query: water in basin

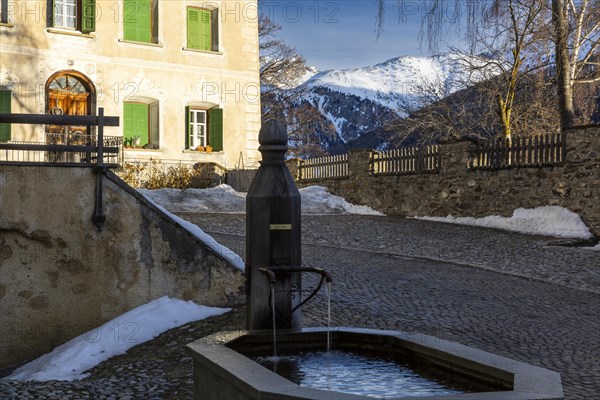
[252,349,498,398]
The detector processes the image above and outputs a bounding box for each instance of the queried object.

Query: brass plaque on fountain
[270,224,292,230]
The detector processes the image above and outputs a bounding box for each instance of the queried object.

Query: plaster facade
[0,0,261,168]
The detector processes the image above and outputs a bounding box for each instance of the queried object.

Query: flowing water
[270,283,277,357]
[253,349,498,398]
[326,282,331,352]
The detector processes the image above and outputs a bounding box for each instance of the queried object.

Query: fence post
[285,158,302,181]
[440,139,477,175]
[348,148,373,180]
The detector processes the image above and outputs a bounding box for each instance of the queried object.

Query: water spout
[259,267,333,333]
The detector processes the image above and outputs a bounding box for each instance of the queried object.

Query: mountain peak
[275,53,493,152]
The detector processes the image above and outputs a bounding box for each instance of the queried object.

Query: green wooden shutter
[46,0,54,27]
[211,8,219,51]
[187,7,212,51]
[208,107,223,151]
[199,9,212,51]
[186,8,200,49]
[124,0,151,43]
[81,0,96,33]
[123,103,135,140]
[123,0,136,41]
[0,90,11,142]
[124,103,149,145]
[185,106,190,149]
[2,0,9,23]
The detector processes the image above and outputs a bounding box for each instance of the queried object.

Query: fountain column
[246,120,302,330]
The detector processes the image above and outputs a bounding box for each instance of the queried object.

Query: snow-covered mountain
[291,54,492,150]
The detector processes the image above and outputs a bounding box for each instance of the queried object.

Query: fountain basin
[186,327,563,400]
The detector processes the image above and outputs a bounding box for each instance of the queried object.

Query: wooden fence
[471,133,566,170]
[298,154,349,181]
[371,145,441,176]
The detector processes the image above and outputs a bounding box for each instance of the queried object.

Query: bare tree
[378,0,600,131]
[551,0,600,129]
[463,0,550,138]
[258,15,329,156]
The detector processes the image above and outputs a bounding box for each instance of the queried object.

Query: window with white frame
[54,0,77,29]
[186,106,223,151]
[48,0,96,33]
[189,109,207,149]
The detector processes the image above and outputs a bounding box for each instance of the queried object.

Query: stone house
[0,0,261,168]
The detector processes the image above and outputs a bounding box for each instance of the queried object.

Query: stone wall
[225,169,258,192]
[0,166,245,370]
[289,126,600,237]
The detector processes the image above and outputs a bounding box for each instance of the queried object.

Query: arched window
[46,71,95,116]
[45,71,95,138]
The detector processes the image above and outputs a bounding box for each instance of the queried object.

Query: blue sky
[259,1,459,71]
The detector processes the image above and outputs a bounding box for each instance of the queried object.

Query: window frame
[188,109,208,149]
[54,0,78,30]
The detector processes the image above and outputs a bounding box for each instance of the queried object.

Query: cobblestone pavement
[189,213,599,400]
[1,213,599,399]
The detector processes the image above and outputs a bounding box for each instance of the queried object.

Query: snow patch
[140,185,384,216]
[584,243,600,251]
[300,186,384,216]
[415,206,592,239]
[139,185,246,213]
[5,297,230,382]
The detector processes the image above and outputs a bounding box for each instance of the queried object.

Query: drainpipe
[92,108,106,232]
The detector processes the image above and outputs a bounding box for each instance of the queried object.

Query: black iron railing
[0,109,120,231]
[0,111,122,167]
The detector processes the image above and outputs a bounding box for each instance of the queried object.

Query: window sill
[124,147,161,151]
[46,28,94,38]
[182,47,223,55]
[183,150,222,154]
[119,39,163,48]
[0,22,14,28]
